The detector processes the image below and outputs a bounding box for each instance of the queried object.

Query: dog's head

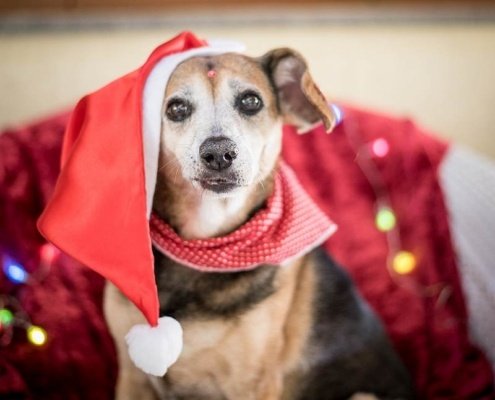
[159,48,336,197]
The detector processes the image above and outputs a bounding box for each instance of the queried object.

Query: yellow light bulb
[375,207,396,232]
[392,251,416,275]
[27,325,47,346]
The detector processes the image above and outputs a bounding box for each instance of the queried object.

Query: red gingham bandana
[150,161,337,272]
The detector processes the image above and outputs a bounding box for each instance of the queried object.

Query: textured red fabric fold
[1,105,493,398]
[1,113,118,399]
[282,105,494,399]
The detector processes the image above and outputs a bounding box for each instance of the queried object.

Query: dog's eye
[237,92,263,116]
[165,100,192,122]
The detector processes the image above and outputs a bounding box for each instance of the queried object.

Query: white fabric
[142,40,246,216]
[439,145,495,374]
[126,316,184,377]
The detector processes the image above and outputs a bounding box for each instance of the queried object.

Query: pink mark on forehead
[207,70,216,78]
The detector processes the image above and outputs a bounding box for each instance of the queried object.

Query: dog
[104,47,415,400]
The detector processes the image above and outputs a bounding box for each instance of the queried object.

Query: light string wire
[341,109,452,303]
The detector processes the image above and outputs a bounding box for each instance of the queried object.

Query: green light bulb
[0,309,14,326]
[376,207,396,232]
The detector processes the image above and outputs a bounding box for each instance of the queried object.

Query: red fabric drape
[0,113,117,399]
[1,105,493,398]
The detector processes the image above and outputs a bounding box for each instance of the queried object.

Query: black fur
[298,248,415,399]
[153,246,415,399]
[154,247,277,319]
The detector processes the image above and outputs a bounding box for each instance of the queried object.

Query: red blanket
[1,106,493,399]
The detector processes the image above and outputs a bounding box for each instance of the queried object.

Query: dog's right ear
[260,48,337,134]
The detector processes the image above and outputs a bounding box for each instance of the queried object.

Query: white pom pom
[125,316,183,376]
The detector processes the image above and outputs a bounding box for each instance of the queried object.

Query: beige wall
[1,24,494,158]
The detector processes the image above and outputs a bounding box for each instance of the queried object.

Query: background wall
[1,7,494,158]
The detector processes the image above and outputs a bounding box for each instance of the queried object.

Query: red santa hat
[38,32,246,376]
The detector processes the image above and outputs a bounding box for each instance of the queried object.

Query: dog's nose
[199,137,238,171]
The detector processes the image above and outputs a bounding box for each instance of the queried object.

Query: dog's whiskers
[256,178,266,193]
[158,158,178,172]
[157,144,192,173]
[173,166,180,185]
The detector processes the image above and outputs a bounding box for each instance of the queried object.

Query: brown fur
[259,48,336,132]
[161,256,312,400]
[105,254,317,400]
[165,54,280,120]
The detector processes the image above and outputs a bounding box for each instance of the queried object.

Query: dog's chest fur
[149,248,415,400]
[153,249,315,400]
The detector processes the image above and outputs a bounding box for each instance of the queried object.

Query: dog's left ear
[260,48,337,134]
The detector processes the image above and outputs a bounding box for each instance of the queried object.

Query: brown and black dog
[104,48,414,400]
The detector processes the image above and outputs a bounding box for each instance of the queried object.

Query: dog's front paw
[348,394,380,400]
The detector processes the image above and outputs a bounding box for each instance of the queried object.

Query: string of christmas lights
[340,105,452,304]
[344,116,417,277]
[0,243,59,347]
